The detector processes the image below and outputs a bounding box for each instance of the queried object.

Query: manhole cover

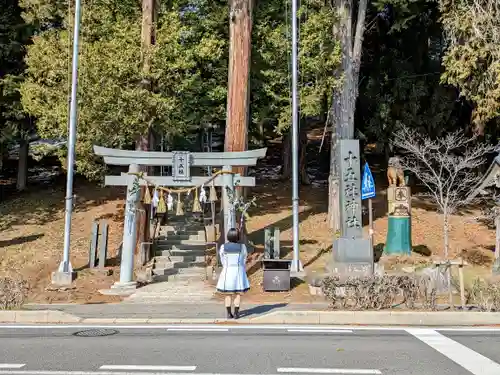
[73,329,119,337]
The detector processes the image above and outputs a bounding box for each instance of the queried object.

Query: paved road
[0,325,499,375]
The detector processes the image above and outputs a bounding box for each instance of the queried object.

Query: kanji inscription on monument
[338,140,363,239]
[331,140,373,277]
[172,151,191,182]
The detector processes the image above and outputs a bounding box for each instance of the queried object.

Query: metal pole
[291,0,301,272]
[368,198,373,244]
[59,0,83,274]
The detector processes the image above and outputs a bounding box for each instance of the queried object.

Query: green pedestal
[385,215,412,255]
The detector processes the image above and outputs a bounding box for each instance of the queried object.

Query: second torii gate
[93,145,267,293]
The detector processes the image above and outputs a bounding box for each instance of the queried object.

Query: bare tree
[393,126,499,259]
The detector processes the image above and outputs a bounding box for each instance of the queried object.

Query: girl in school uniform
[216,228,250,319]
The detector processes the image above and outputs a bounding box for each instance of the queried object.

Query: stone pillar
[222,165,236,242]
[16,140,29,191]
[113,164,141,290]
[331,140,373,277]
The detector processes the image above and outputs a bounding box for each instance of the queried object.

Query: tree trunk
[320,94,329,124]
[281,125,310,184]
[136,0,157,258]
[225,0,253,176]
[0,143,3,172]
[443,211,453,308]
[137,0,156,156]
[327,0,368,230]
[16,140,29,191]
[495,215,500,260]
[327,99,340,230]
[299,126,310,184]
[141,0,155,79]
[258,120,265,146]
[443,212,450,259]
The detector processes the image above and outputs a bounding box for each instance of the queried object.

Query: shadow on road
[240,303,288,318]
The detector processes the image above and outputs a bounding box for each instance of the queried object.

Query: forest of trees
[1,0,499,221]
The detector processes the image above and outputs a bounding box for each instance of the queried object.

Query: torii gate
[93,145,267,292]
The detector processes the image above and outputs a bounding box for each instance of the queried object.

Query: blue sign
[361,163,376,200]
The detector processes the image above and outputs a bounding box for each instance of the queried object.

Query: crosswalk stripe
[99,365,196,371]
[406,328,500,375]
[0,372,291,375]
[277,368,381,374]
[287,329,353,333]
[0,366,25,370]
[167,328,228,332]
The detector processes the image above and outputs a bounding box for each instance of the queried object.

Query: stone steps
[160,228,205,236]
[156,238,206,245]
[153,255,206,264]
[123,214,213,303]
[153,259,205,269]
[159,233,204,241]
[152,266,206,277]
[155,249,206,257]
[160,225,205,234]
[155,243,206,252]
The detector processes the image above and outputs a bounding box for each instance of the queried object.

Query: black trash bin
[262,259,292,291]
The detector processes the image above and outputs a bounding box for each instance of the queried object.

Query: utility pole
[225,0,253,171]
[290,0,302,273]
[52,0,82,285]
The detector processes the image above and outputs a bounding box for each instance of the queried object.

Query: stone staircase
[151,221,207,281]
[124,216,216,303]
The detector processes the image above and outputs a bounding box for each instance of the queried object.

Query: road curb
[2,310,500,326]
[0,310,83,323]
[81,317,253,324]
[252,310,500,326]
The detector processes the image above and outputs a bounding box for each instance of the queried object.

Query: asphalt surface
[0,325,499,375]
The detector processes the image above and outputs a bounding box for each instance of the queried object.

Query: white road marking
[0,372,275,375]
[0,366,25,370]
[99,365,196,371]
[437,328,500,332]
[166,328,228,332]
[1,324,500,332]
[407,328,500,375]
[287,329,353,333]
[277,368,381,374]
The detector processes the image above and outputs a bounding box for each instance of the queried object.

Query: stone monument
[330,140,373,277]
[385,156,412,255]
